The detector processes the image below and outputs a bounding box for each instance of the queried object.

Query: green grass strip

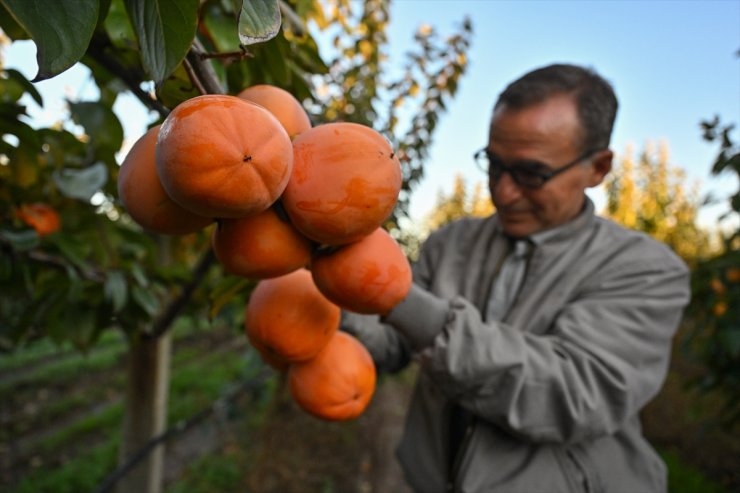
[661,449,732,493]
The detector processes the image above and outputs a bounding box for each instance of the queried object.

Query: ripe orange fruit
[311,228,412,315]
[289,331,376,421]
[237,84,312,139]
[156,94,293,218]
[250,337,290,372]
[281,122,402,245]
[117,125,213,235]
[245,268,340,363]
[15,203,60,236]
[212,205,312,279]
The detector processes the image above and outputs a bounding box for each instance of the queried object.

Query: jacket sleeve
[340,310,411,373]
[339,226,454,373]
[385,249,691,444]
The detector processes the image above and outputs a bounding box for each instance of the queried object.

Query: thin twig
[279,0,305,37]
[199,49,254,62]
[86,33,170,118]
[182,58,208,95]
[185,37,224,95]
[144,247,217,340]
[0,236,105,283]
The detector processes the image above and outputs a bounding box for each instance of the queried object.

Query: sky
[382,0,740,228]
[3,0,739,229]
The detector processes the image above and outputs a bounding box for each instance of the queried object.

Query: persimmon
[311,228,412,315]
[245,268,339,363]
[289,331,376,421]
[212,205,312,279]
[281,122,402,245]
[156,94,293,218]
[15,203,60,236]
[117,125,212,235]
[250,336,290,372]
[237,84,312,139]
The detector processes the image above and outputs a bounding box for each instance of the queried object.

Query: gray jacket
[342,198,691,493]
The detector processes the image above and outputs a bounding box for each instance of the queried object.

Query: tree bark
[117,236,173,493]
[116,331,172,493]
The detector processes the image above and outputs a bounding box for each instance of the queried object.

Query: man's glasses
[473,147,600,189]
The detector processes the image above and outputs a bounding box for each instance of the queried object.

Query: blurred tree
[425,174,493,231]
[603,141,711,264]
[0,1,474,491]
[684,115,739,427]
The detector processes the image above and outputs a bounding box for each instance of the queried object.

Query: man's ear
[587,149,613,187]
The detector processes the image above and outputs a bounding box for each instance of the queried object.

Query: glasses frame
[474,147,601,189]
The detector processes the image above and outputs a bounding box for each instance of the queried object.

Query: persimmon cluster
[117,84,413,420]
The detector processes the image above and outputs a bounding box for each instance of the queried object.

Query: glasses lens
[510,169,545,188]
[474,149,489,173]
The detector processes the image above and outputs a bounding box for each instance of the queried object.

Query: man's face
[487,94,611,238]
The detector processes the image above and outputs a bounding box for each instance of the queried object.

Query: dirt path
[235,369,416,493]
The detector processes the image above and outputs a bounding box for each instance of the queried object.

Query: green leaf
[104,0,137,49]
[0,0,100,81]
[238,0,281,46]
[124,0,200,83]
[132,284,159,316]
[69,101,124,153]
[52,162,108,202]
[203,2,241,52]
[0,229,40,251]
[105,270,128,312]
[6,69,43,106]
[0,1,29,40]
[0,102,41,148]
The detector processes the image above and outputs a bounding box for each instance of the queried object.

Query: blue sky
[384,0,740,227]
[4,0,739,228]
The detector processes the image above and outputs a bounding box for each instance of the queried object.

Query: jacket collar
[491,195,596,246]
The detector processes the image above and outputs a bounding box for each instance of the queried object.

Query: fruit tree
[0,1,472,491]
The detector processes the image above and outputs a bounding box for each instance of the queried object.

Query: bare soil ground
[237,371,414,493]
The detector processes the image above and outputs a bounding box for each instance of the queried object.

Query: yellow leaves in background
[426,174,493,231]
[603,141,711,263]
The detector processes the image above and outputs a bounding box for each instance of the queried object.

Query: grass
[1,328,259,493]
[662,449,733,493]
[10,439,120,493]
[1,323,236,441]
[0,330,126,373]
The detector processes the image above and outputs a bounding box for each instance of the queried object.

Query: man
[342,64,691,493]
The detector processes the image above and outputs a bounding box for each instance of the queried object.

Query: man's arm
[385,250,690,444]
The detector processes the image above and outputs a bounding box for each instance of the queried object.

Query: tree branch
[0,236,105,283]
[144,247,217,340]
[86,33,170,118]
[185,37,224,95]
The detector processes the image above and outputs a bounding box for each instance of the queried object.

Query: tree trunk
[116,332,172,493]
[117,237,173,493]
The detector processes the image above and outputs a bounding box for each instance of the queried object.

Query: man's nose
[491,171,522,204]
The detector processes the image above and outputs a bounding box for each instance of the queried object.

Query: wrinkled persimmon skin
[15,203,60,236]
[237,84,312,139]
[311,228,412,315]
[212,206,312,279]
[156,95,293,218]
[117,125,212,235]
[289,331,377,421]
[281,122,402,246]
[245,269,340,363]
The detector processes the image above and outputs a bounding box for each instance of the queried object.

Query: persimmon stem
[199,49,254,62]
